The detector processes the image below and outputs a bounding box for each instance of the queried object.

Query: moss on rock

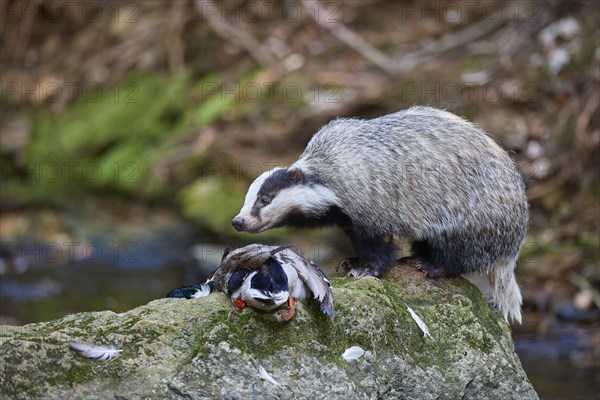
[0,265,538,399]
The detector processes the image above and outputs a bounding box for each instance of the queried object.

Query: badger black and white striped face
[232,167,339,233]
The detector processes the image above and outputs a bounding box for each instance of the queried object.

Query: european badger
[232,106,529,323]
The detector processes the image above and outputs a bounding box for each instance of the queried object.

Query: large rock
[0,265,538,399]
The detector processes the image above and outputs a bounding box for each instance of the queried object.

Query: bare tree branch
[194,0,276,67]
[301,0,401,76]
[397,10,513,70]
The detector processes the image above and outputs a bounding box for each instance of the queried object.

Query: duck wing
[273,250,334,317]
[213,244,292,293]
[221,244,287,270]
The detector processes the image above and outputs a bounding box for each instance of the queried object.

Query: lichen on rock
[0,265,538,399]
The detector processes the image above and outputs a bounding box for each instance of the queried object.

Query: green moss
[67,364,95,383]
[77,315,98,330]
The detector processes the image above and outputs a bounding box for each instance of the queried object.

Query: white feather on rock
[406,304,433,339]
[191,283,211,298]
[69,342,122,361]
[341,346,365,362]
[258,365,280,386]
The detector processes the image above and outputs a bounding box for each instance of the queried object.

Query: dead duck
[168,244,334,322]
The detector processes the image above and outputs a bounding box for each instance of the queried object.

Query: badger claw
[337,258,383,279]
[415,259,447,278]
[336,258,382,279]
[346,267,381,280]
[335,257,359,273]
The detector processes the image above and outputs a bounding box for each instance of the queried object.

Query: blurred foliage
[1,0,598,250]
[179,176,242,233]
[5,71,244,203]
[29,73,186,196]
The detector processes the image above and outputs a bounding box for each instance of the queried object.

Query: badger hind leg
[417,234,524,323]
[415,259,448,278]
[410,238,463,277]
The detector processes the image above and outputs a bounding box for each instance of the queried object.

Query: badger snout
[232,216,245,231]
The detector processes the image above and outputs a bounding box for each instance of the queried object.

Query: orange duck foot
[233,296,246,310]
[274,297,296,323]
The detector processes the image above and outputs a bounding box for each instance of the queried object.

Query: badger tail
[464,256,523,324]
[488,256,523,324]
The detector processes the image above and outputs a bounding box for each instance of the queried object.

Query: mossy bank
[0,265,538,400]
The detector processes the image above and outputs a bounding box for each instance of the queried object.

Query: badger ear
[288,167,305,184]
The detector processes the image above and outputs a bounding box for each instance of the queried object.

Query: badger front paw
[347,267,381,279]
[336,258,385,279]
[335,257,359,273]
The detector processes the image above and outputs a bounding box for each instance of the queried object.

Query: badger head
[232,166,339,233]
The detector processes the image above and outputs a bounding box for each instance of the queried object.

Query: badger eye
[258,196,271,206]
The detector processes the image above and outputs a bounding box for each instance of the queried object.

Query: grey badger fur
[232,106,529,323]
